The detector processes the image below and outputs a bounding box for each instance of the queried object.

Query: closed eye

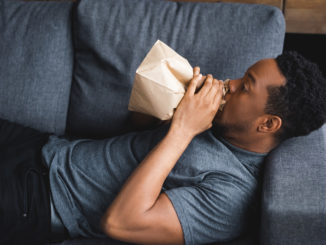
[241,79,248,92]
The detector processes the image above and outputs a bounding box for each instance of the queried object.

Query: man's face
[213,58,285,137]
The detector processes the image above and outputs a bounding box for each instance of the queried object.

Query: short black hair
[264,51,326,142]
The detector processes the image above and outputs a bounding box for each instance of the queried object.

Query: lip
[218,79,230,112]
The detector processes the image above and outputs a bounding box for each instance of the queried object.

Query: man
[1,51,326,245]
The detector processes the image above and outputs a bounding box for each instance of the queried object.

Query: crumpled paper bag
[128,40,193,120]
[128,40,230,120]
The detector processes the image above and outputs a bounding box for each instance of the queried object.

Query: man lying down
[1,51,326,245]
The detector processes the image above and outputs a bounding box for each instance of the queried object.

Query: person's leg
[0,149,51,245]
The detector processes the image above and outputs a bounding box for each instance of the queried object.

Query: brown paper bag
[128,40,230,120]
[128,40,193,120]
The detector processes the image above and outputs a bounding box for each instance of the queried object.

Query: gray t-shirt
[42,125,267,245]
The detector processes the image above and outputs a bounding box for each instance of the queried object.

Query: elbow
[101,212,139,238]
[101,213,111,236]
[101,213,119,237]
[101,213,151,242]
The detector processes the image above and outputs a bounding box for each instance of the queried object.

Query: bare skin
[101,59,286,244]
[213,59,286,153]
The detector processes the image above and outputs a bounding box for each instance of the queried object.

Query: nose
[228,78,241,94]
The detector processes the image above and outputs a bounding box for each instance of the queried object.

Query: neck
[224,133,278,154]
[212,127,278,154]
[212,123,280,154]
[227,139,270,154]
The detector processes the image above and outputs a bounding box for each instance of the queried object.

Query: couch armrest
[260,124,326,245]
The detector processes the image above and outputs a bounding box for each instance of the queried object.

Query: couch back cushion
[0,0,73,135]
[68,0,285,138]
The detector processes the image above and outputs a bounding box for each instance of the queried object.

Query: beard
[212,118,252,139]
[211,121,228,138]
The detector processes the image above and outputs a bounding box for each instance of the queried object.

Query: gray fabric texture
[67,0,285,138]
[42,125,267,245]
[0,0,73,134]
[261,124,326,245]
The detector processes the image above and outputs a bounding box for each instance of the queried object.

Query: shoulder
[164,171,258,244]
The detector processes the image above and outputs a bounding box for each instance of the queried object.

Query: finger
[193,66,200,76]
[213,80,224,107]
[207,78,219,99]
[187,74,202,96]
[195,75,206,92]
[198,74,213,95]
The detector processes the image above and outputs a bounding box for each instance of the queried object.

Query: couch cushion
[261,124,326,245]
[51,228,258,245]
[0,0,73,134]
[68,0,285,138]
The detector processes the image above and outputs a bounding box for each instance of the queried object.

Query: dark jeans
[0,152,51,245]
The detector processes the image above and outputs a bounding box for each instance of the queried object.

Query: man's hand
[102,66,221,245]
[170,66,224,139]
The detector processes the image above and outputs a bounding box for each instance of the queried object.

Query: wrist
[167,125,195,144]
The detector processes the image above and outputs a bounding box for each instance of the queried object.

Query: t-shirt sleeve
[164,172,256,245]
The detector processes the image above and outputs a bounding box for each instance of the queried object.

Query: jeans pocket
[22,168,47,220]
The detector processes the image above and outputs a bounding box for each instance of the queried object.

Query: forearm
[103,127,193,230]
[102,70,223,242]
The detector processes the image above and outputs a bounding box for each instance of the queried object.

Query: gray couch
[0,0,325,244]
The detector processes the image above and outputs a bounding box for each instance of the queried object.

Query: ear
[257,115,282,133]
